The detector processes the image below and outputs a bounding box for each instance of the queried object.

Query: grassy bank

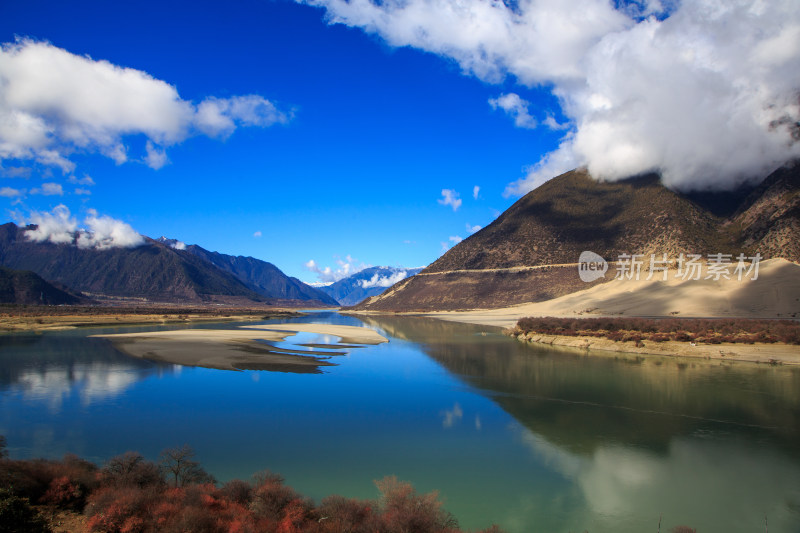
[0,306,303,332]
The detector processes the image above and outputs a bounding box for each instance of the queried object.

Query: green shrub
[0,487,51,533]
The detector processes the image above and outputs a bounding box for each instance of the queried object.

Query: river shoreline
[346,310,800,365]
[507,330,800,365]
[0,306,304,332]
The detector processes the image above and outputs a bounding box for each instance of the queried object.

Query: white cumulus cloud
[0,39,292,173]
[472,185,480,200]
[24,204,78,244]
[302,0,800,193]
[438,188,462,211]
[23,205,144,249]
[77,209,145,250]
[144,141,168,170]
[489,93,537,129]
[360,270,409,288]
[195,95,292,138]
[304,255,369,282]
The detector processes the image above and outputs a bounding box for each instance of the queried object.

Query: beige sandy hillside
[426,258,800,329]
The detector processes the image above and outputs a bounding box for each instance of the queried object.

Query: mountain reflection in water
[358,315,800,531]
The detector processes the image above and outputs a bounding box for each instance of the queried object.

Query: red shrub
[315,495,378,533]
[250,471,303,522]
[277,498,313,533]
[101,452,163,489]
[375,476,459,533]
[221,479,252,506]
[85,485,160,533]
[41,475,83,510]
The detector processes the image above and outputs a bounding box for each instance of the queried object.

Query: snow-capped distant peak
[157,236,187,250]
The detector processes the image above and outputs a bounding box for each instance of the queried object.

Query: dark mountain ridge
[0,266,83,305]
[0,224,335,306]
[185,245,338,306]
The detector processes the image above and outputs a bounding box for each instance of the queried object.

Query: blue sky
[0,0,561,281]
[1,0,798,282]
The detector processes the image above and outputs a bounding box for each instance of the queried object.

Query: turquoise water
[1,312,799,532]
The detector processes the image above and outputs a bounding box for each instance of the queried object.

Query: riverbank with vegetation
[508,317,800,365]
[0,438,503,533]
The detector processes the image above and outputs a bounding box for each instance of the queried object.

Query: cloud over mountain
[23,205,144,250]
[304,255,369,283]
[303,0,800,192]
[360,269,409,288]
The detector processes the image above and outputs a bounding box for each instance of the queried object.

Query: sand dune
[424,258,800,330]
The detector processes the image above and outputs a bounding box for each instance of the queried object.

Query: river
[1,311,798,532]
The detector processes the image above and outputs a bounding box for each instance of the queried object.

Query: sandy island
[91,323,388,373]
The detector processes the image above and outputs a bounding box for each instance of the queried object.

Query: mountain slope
[0,223,266,303]
[0,266,82,305]
[429,169,735,273]
[729,164,800,262]
[317,266,423,306]
[355,165,800,312]
[186,245,338,306]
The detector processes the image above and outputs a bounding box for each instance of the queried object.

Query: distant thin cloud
[1,167,31,179]
[30,182,63,196]
[489,93,537,129]
[440,235,463,252]
[0,186,24,197]
[438,189,462,211]
[68,175,95,186]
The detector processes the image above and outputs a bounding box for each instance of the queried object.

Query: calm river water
[1,312,799,532]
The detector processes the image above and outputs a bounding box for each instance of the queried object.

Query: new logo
[578,251,608,282]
